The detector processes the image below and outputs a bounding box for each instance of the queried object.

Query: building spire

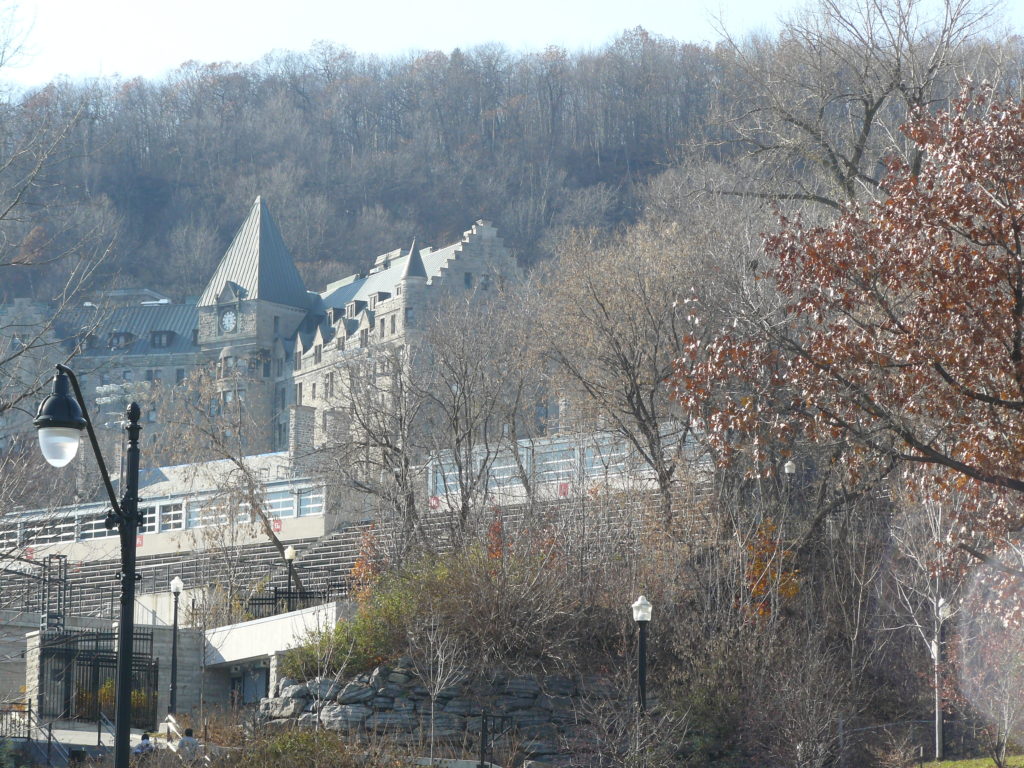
[198,197,309,308]
[401,239,427,280]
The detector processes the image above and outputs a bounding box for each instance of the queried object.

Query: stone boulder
[275,676,299,696]
[306,678,342,701]
[365,711,417,732]
[506,677,541,697]
[259,696,306,719]
[319,703,372,730]
[338,682,375,704]
[443,697,477,715]
[368,666,390,691]
[544,676,576,697]
[280,683,310,700]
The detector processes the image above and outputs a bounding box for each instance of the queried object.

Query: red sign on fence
[272,519,283,532]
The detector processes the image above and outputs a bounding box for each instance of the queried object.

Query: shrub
[217,728,402,768]
[281,542,614,680]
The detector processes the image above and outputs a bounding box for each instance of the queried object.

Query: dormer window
[314,344,322,364]
[150,330,175,348]
[108,332,134,349]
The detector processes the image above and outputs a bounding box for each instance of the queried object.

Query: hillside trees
[2,30,721,299]
[703,0,998,211]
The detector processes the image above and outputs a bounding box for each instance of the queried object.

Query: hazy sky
[4,0,1022,90]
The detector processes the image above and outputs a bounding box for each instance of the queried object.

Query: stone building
[0,197,518,465]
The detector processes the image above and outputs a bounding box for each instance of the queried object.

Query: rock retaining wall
[258,658,629,765]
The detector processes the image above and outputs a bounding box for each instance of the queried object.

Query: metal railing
[0,700,73,766]
[0,701,30,740]
[246,585,347,619]
[98,711,116,747]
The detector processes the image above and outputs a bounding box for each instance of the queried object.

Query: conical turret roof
[401,240,428,280]
[198,197,309,308]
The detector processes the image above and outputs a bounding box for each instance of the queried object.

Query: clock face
[220,310,237,333]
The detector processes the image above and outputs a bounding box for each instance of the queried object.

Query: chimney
[288,404,316,474]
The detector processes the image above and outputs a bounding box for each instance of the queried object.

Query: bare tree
[406,612,468,759]
[314,343,427,564]
[415,293,541,544]
[540,226,701,526]
[704,0,998,210]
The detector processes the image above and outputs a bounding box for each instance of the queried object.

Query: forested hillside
[3,28,714,298]
[4,11,1018,302]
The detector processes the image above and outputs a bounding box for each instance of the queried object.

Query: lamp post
[632,595,652,712]
[169,576,184,715]
[284,545,296,611]
[34,365,143,768]
[934,596,952,760]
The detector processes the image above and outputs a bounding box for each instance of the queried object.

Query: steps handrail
[99,711,116,745]
[26,710,70,767]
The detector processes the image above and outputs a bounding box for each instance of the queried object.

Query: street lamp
[934,596,953,760]
[632,595,652,712]
[34,365,143,768]
[169,576,184,715]
[284,545,296,611]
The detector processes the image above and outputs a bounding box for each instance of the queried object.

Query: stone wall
[259,659,630,766]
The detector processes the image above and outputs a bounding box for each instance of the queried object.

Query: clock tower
[197,197,312,451]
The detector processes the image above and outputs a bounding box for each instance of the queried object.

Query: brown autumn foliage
[674,90,1024,565]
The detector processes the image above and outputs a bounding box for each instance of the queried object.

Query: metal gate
[38,629,159,730]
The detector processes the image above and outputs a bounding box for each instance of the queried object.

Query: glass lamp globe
[38,428,83,468]
[632,595,652,623]
[34,371,87,468]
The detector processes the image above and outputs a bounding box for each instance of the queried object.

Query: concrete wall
[205,601,345,666]
[147,623,204,717]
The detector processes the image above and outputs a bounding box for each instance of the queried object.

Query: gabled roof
[198,197,309,309]
[318,240,461,311]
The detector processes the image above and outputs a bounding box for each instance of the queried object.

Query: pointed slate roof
[401,239,427,280]
[198,197,309,308]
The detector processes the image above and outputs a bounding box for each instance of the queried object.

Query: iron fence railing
[0,701,29,740]
[246,585,347,619]
[37,629,159,730]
